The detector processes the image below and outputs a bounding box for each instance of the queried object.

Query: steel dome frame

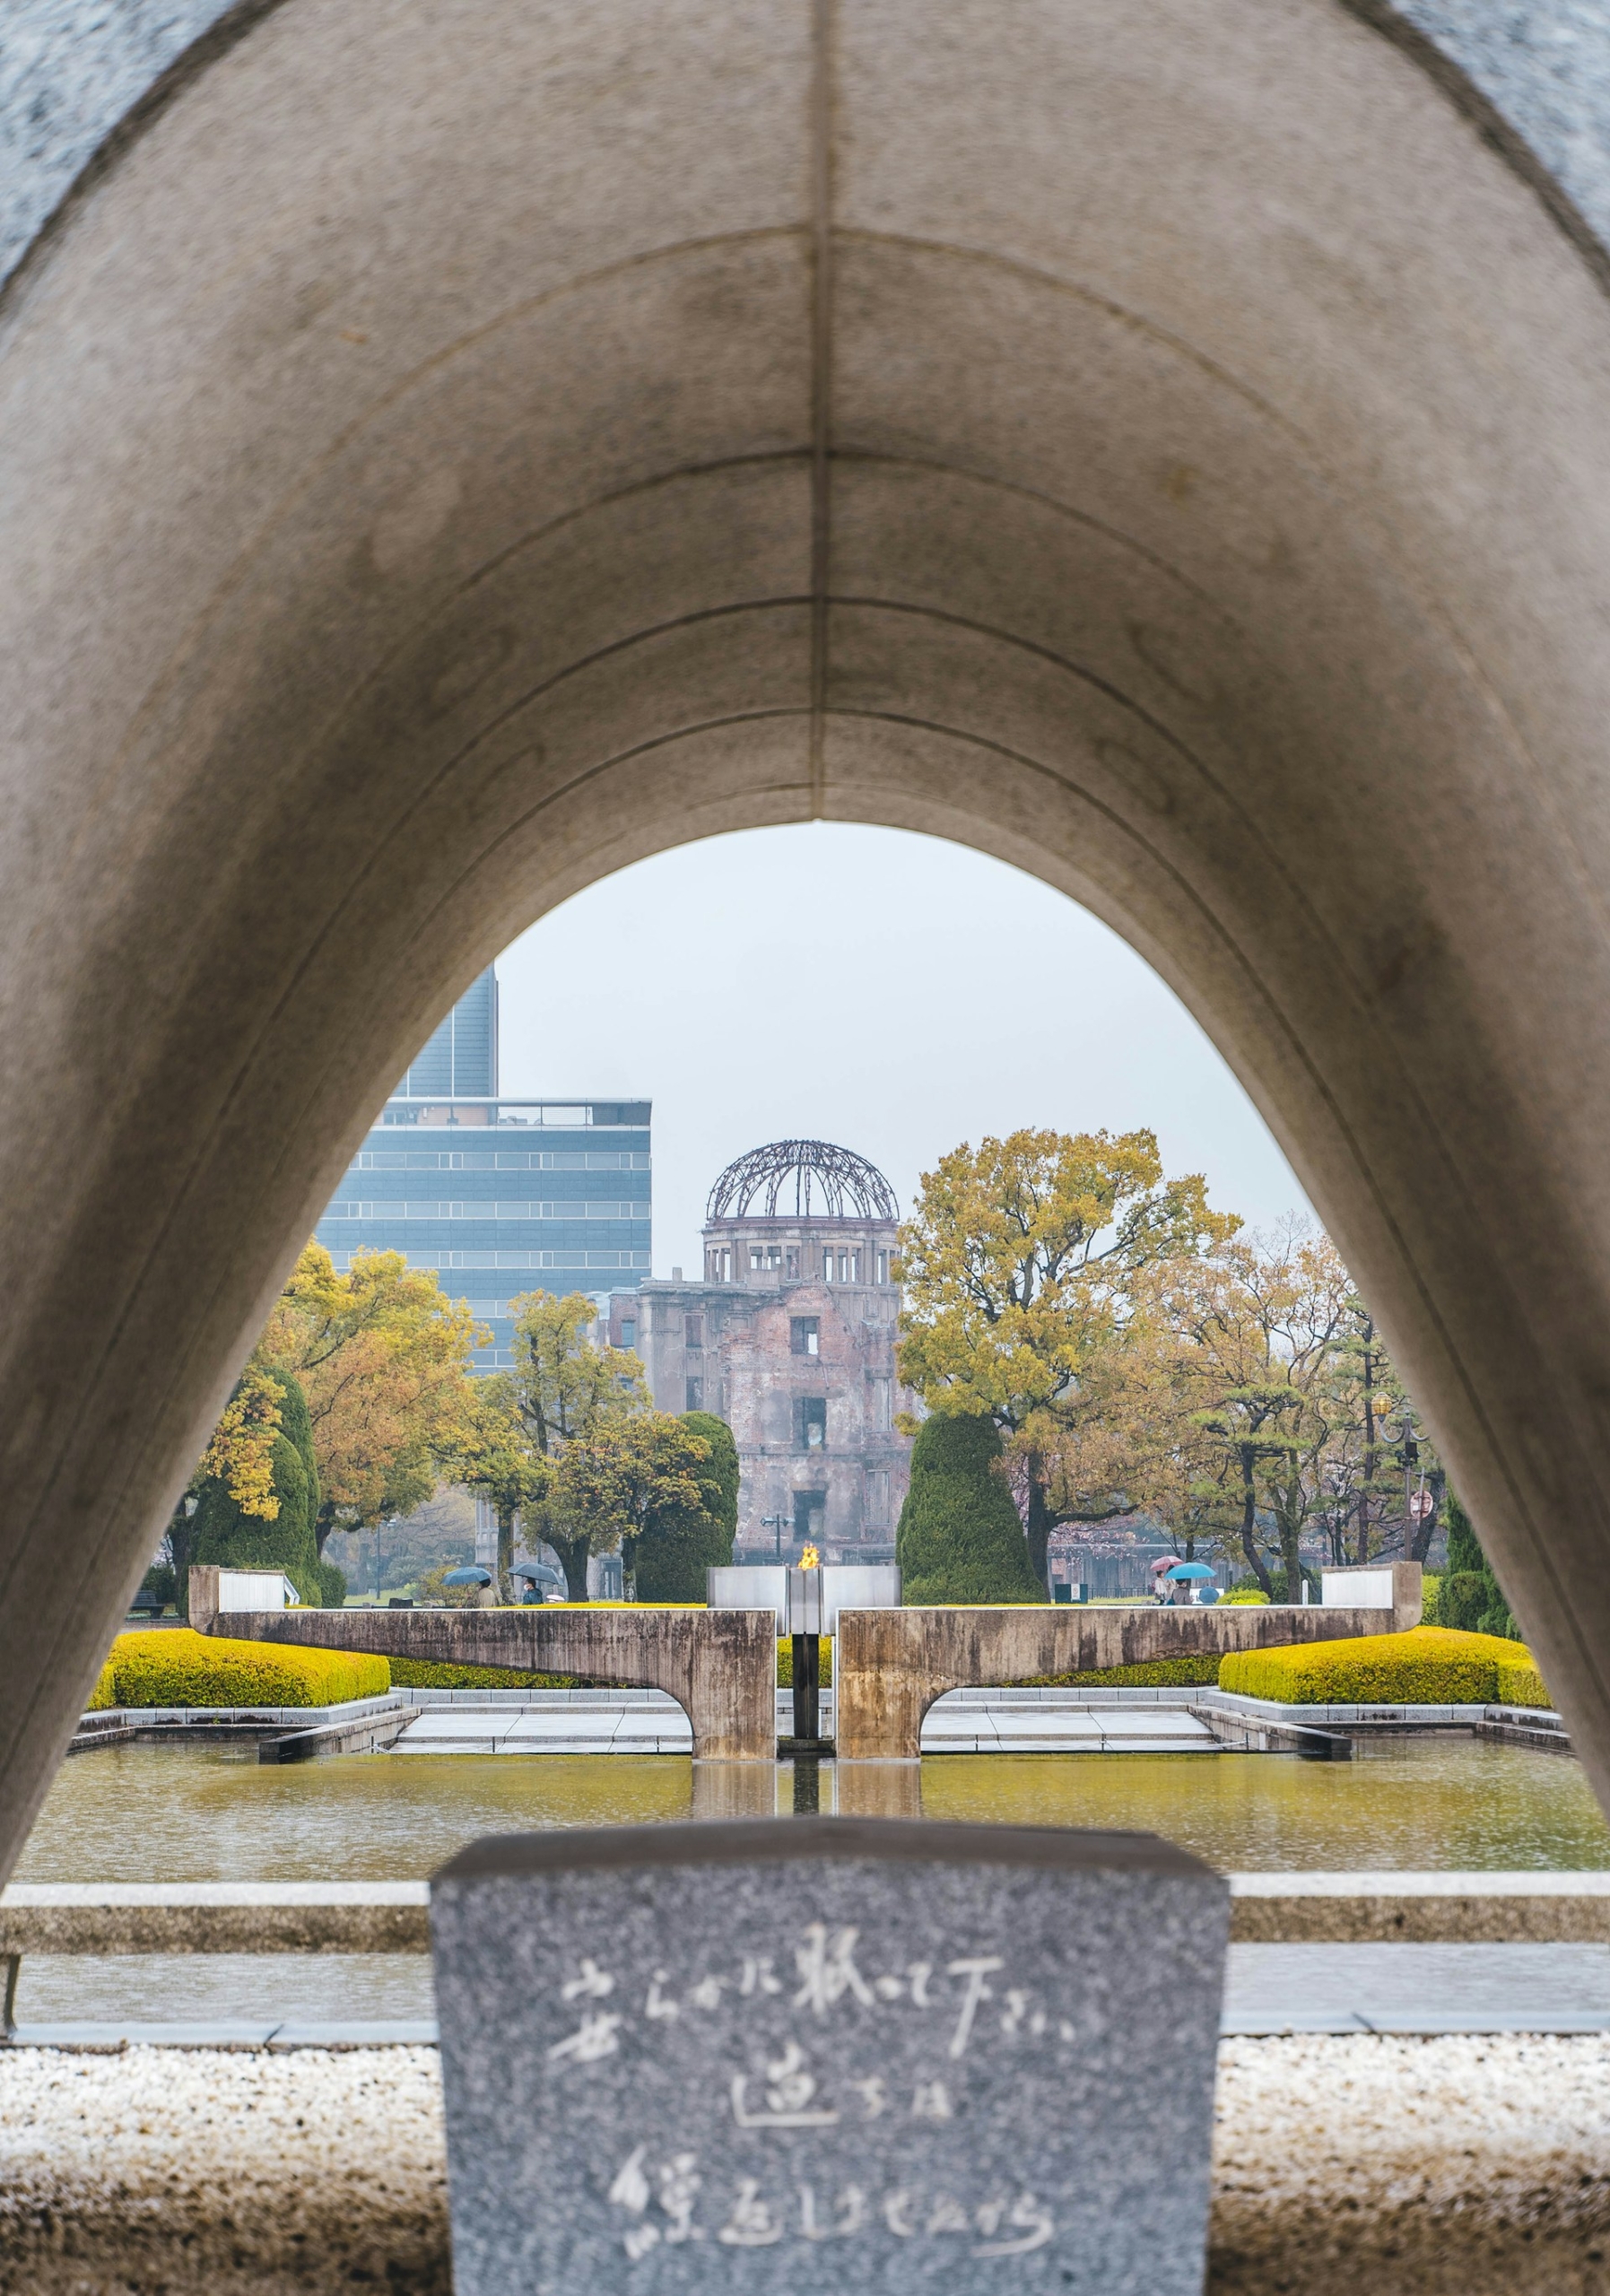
[706,1139,899,1223]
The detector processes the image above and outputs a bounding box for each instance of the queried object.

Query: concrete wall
[196,1571,1419,1761]
[837,1599,1421,1759]
[198,1596,777,1762]
[6,0,1610,1875]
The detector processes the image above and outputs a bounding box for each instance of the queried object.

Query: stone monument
[431,1816,1228,2293]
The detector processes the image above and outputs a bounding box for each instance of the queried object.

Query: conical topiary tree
[896,1413,1043,1603]
[634,1412,739,1602]
[1436,1494,1518,1639]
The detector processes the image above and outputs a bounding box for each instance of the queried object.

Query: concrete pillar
[187,1568,221,1638]
[5,0,1610,1871]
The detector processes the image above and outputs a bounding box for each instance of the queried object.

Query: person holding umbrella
[1149,1556,1183,1605]
[1164,1561,1217,1606]
[441,1564,498,1610]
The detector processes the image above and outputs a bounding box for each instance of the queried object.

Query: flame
[798,1544,821,1570]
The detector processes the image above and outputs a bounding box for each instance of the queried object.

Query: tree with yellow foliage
[257,1243,484,1552]
[896,1127,1232,1587]
[197,1362,287,1521]
[444,1373,551,1591]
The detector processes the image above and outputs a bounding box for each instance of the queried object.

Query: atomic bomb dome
[707,1139,898,1225]
[618,1136,915,1562]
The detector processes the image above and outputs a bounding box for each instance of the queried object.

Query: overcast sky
[495,823,1312,1277]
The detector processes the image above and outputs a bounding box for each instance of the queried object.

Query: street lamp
[760,1511,788,1562]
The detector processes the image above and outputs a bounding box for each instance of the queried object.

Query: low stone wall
[8,1874,1610,1957]
[836,1600,1417,1759]
[196,1596,776,1761]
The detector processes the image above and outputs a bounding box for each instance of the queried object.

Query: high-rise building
[395,964,499,1099]
[316,969,651,1370]
[624,1139,916,1561]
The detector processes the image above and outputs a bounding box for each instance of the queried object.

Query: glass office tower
[316,969,651,1370]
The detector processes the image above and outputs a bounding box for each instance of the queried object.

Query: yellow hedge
[104,1629,389,1709]
[1020,1657,1223,1690]
[85,1657,118,1710]
[1219,1626,1550,1708]
[1494,1653,1553,1709]
[387,1659,584,1691]
[777,1636,833,1688]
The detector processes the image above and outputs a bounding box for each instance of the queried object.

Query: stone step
[920,1706,1219,1753]
[392,1706,692,1754]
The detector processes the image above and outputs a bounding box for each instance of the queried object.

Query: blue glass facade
[315,973,650,1370]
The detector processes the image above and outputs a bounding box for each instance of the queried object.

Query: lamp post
[760,1511,788,1562]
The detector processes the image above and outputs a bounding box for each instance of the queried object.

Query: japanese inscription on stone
[431,1816,1228,2295]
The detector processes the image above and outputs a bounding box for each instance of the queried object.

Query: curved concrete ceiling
[4,0,1610,1868]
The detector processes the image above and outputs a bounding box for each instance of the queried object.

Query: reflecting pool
[13,1738,1608,2026]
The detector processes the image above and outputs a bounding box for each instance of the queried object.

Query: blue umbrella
[1164,1561,1215,1581]
[512,1560,566,1594]
[442,1565,492,1587]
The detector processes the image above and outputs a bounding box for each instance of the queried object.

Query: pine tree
[1436,1493,1518,1639]
[896,1413,1044,1603]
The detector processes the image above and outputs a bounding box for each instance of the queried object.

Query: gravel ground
[2,2036,1608,2292]
[1213,2035,1610,2292]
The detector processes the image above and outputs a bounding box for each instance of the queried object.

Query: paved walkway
[385,1687,1228,1754]
[13,1943,1610,2045]
[1224,1942,1610,2032]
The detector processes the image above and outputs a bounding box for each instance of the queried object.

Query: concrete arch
[5,0,1610,1874]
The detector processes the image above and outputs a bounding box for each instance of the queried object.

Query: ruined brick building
[618,1140,917,1562]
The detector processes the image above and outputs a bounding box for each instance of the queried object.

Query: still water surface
[20,1737,1610,1882]
[14,1739,1607,2024]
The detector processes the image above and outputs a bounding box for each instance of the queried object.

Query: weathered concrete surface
[11,1874,1610,1958]
[8,0,1610,1879]
[208,1604,778,1761]
[837,1604,1414,1759]
[0,1882,431,1956]
[1226,1873,1610,1946]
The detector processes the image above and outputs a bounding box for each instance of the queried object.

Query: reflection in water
[918,1741,1610,1872]
[19,1736,1607,1883]
[13,1739,1607,2026]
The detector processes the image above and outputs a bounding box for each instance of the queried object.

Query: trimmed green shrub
[1419,1570,1441,1621]
[777,1636,834,1689]
[386,1658,587,1690]
[1436,1571,1491,1631]
[191,1370,326,1605]
[316,1559,349,1608]
[1016,1657,1223,1689]
[634,1413,739,1602]
[108,1627,388,1708]
[1220,1625,1542,1706]
[1220,1588,1269,1605]
[896,1415,1042,1603]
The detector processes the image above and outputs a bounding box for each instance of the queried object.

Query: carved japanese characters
[431,1816,1228,2294]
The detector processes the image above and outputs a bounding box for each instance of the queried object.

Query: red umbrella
[1149,1555,1183,1575]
